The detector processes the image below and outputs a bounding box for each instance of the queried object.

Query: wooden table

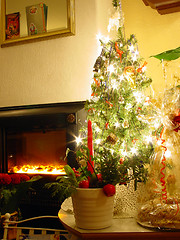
[58,209,180,240]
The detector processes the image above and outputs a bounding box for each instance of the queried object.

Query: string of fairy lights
[74,0,179,174]
[74,2,160,163]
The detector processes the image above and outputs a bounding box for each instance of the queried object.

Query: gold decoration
[106,133,118,144]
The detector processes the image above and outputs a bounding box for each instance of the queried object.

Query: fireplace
[0,101,86,219]
[0,101,85,175]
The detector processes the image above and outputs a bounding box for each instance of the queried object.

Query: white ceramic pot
[71,188,115,229]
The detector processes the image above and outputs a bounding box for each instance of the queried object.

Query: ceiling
[142,0,180,14]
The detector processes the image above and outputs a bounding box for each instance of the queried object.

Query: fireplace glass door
[7,128,67,175]
[0,101,85,174]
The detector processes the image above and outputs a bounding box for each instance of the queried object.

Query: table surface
[58,209,180,240]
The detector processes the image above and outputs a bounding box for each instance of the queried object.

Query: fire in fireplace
[0,101,86,175]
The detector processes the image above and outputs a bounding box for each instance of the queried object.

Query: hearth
[0,101,85,175]
[0,101,86,218]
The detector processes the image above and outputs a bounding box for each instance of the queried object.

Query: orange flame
[10,164,66,175]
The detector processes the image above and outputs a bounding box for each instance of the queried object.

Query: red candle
[87,119,94,173]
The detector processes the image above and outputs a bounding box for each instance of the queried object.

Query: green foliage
[112,0,121,8]
[151,46,180,61]
[0,176,41,215]
[47,2,157,202]
[45,165,83,202]
[82,16,156,186]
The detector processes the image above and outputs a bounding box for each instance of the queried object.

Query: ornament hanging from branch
[107,133,118,145]
[93,48,105,72]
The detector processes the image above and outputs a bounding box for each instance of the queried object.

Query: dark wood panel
[142,0,180,14]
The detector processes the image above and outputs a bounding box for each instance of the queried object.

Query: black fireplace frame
[0,101,86,173]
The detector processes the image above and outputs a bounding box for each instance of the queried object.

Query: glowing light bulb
[131,147,137,155]
[157,139,162,146]
[119,75,124,81]
[132,54,137,62]
[95,126,101,133]
[125,103,132,110]
[111,79,118,89]
[129,45,134,52]
[154,121,161,128]
[107,65,115,73]
[96,33,109,43]
[142,66,147,72]
[121,150,127,157]
[145,136,153,143]
[76,136,82,145]
[95,139,101,145]
[107,10,121,32]
[134,50,139,56]
[108,18,119,32]
[115,122,120,128]
[133,91,143,103]
[110,149,114,155]
[165,149,171,158]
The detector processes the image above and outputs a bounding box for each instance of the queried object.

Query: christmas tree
[78,0,156,188]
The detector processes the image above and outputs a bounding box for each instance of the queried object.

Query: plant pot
[71,188,115,230]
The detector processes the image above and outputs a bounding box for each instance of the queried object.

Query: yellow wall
[0,0,179,108]
[0,0,100,107]
[121,0,180,95]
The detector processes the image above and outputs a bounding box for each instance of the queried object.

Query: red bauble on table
[103,184,116,197]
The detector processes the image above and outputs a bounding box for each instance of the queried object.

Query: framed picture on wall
[5,12,20,40]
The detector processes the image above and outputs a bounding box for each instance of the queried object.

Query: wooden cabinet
[142,0,180,14]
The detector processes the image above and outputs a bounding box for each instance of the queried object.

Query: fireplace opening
[7,128,67,175]
[0,101,86,175]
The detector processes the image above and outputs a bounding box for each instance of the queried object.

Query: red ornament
[173,115,180,132]
[79,180,89,188]
[103,184,116,197]
[97,173,103,182]
[119,157,124,164]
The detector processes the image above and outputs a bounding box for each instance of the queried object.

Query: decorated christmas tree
[46,1,159,203]
[78,0,156,188]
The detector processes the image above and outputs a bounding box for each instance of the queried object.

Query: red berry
[97,173,103,182]
[103,184,116,197]
[79,180,89,188]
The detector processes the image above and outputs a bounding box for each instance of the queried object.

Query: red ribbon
[156,127,168,203]
[155,126,179,215]
[137,61,147,73]
[94,78,100,87]
[106,100,113,107]
[115,42,124,62]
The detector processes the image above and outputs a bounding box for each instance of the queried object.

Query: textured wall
[0,0,179,107]
[0,0,103,107]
